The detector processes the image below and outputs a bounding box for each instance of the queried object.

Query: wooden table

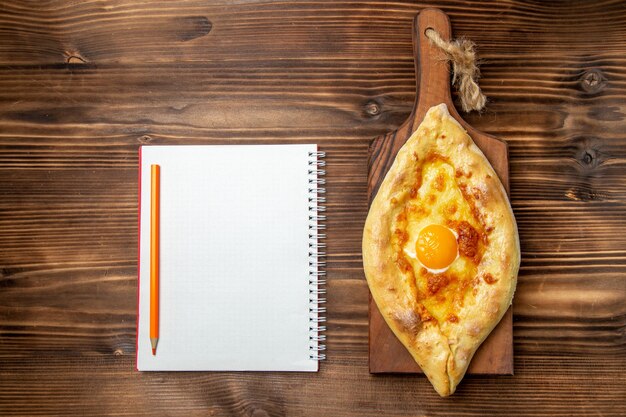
[1,1,624,415]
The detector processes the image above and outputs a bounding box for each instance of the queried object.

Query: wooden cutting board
[367,8,513,374]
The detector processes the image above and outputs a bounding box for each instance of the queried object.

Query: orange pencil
[150,164,160,355]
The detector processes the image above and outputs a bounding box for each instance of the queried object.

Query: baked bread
[362,103,520,396]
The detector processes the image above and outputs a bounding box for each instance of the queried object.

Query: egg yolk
[416,224,458,270]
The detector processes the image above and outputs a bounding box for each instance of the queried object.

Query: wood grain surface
[0,1,625,416]
[367,7,514,375]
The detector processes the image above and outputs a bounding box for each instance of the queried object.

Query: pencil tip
[150,337,158,355]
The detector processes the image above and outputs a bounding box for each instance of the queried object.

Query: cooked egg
[415,224,458,273]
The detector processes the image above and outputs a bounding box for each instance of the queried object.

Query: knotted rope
[425,28,487,113]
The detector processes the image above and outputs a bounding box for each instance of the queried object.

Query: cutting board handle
[412,8,458,128]
[368,7,508,199]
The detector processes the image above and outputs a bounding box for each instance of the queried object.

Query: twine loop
[425,28,486,113]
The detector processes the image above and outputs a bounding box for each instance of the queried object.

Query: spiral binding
[308,150,327,361]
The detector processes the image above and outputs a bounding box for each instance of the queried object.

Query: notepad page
[137,144,318,371]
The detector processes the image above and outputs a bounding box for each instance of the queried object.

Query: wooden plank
[367,8,512,374]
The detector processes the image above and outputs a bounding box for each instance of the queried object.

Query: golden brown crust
[363,104,520,396]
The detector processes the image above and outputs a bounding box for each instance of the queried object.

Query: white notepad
[136,144,325,371]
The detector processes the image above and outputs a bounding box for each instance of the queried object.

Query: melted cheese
[396,158,483,324]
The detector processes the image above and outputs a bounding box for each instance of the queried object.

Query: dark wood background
[1,1,625,415]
